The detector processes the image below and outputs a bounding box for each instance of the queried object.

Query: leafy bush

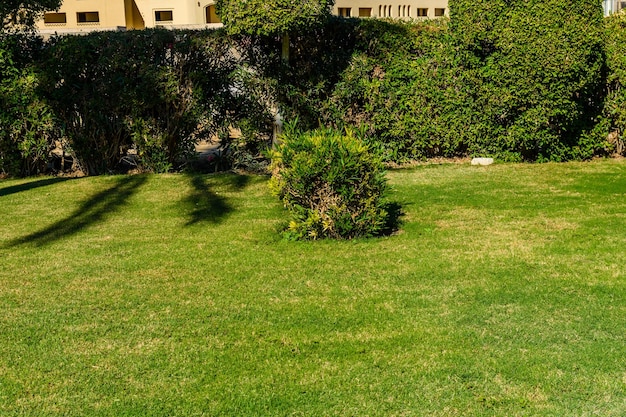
[263,17,468,162]
[319,18,462,161]
[40,29,245,175]
[269,126,388,240]
[600,13,626,156]
[1,13,619,178]
[449,0,607,161]
[0,34,56,177]
[273,11,609,162]
[41,33,139,175]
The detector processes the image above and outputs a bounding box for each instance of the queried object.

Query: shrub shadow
[5,175,147,247]
[183,174,251,226]
[0,177,75,198]
[380,201,404,236]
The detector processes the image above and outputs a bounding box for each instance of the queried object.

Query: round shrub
[269,127,388,240]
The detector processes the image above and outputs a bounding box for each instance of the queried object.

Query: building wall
[36,0,447,35]
[333,0,448,19]
[36,0,222,34]
[124,0,145,30]
[603,0,626,15]
[36,0,128,32]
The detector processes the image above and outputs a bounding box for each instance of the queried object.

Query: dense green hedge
[40,29,272,175]
[1,29,274,176]
[282,18,464,161]
[449,0,607,161]
[602,13,626,155]
[0,34,55,176]
[1,11,625,177]
[264,11,613,162]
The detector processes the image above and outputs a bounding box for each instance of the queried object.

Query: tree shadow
[220,173,252,190]
[183,173,251,226]
[4,175,147,248]
[0,177,76,198]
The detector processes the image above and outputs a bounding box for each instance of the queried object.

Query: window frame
[43,12,67,24]
[154,10,174,23]
[76,11,100,24]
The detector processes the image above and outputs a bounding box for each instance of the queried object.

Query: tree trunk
[273,32,289,147]
[281,32,290,64]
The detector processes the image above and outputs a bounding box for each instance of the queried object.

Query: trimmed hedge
[278,10,608,162]
[602,13,626,156]
[1,11,623,177]
[40,29,249,175]
[0,29,275,176]
[449,0,607,161]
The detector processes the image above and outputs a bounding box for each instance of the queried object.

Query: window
[338,8,351,17]
[155,10,173,22]
[76,12,99,23]
[434,8,445,16]
[359,8,372,17]
[379,4,392,17]
[205,5,220,23]
[44,12,66,24]
[416,8,428,17]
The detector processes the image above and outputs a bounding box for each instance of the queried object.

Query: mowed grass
[0,160,625,416]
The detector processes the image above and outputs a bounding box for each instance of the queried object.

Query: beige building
[36,0,447,35]
[333,0,448,19]
[604,0,626,15]
[36,0,222,35]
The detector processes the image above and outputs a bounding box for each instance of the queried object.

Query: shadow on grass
[5,175,147,248]
[184,174,251,226]
[380,201,405,236]
[0,177,76,198]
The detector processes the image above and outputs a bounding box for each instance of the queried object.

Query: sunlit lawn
[1,160,625,416]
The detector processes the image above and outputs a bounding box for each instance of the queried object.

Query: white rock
[471,157,494,166]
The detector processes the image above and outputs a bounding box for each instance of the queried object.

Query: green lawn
[1,160,625,416]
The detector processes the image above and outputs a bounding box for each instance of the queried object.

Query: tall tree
[1,0,61,32]
[215,0,335,144]
[215,0,334,63]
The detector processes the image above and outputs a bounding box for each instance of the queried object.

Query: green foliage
[283,8,609,162]
[272,10,609,162]
[215,0,335,36]
[41,33,133,175]
[0,34,56,176]
[600,13,626,156]
[269,126,388,240]
[320,18,462,161]
[449,0,607,161]
[0,11,622,178]
[40,29,243,175]
[262,17,465,162]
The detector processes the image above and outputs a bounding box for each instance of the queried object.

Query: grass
[0,160,625,416]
